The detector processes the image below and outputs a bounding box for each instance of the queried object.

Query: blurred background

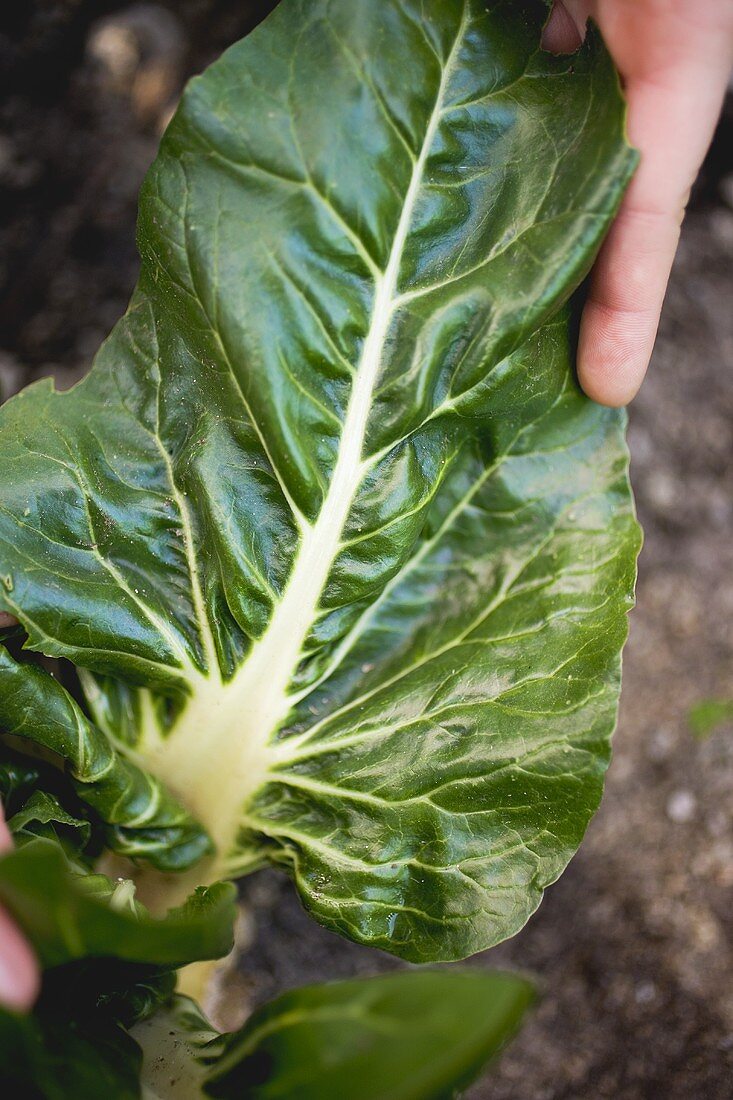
[1,4,731,1097]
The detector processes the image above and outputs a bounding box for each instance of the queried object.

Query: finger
[0,806,11,849]
[578,6,733,405]
[0,614,17,630]
[0,907,39,1012]
[0,803,39,1012]
[577,181,683,406]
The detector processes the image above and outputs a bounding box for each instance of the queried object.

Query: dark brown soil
[1,5,732,1098]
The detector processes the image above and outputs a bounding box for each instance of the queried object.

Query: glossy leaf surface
[0,0,639,959]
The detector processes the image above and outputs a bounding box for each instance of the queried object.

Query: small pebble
[666,789,697,824]
[635,980,657,1005]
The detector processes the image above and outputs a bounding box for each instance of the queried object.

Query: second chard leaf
[0,0,639,960]
[135,971,533,1099]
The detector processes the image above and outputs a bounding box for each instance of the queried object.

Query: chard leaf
[8,790,92,850]
[0,837,236,969]
[0,0,639,959]
[0,647,210,870]
[134,971,533,1100]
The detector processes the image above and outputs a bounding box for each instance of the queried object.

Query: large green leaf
[0,0,639,958]
[134,970,533,1100]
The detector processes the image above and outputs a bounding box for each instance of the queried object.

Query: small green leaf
[0,747,103,866]
[0,0,639,958]
[0,838,236,969]
[8,789,91,849]
[0,647,210,870]
[689,698,733,738]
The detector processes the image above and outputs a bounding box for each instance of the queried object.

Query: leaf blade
[203,970,533,1100]
[0,0,639,957]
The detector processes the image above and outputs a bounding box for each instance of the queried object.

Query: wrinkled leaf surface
[0,0,639,959]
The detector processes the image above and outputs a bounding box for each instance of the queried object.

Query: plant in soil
[0,0,638,1095]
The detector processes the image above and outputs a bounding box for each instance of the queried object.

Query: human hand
[0,801,38,1011]
[544,0,733,406]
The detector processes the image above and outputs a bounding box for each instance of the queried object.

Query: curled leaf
[0,649,210,870]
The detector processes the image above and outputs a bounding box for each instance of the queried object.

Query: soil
[1,5,732,1098]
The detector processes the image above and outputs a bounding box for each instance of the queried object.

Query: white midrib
[142,25,464,877]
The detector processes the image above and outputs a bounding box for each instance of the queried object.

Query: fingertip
[0,908,40,1013]
[577,302,655,407]
[578,373,640,409]
[0,808,39,1013]
[578,355,644,407]
[0,816,11,850]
